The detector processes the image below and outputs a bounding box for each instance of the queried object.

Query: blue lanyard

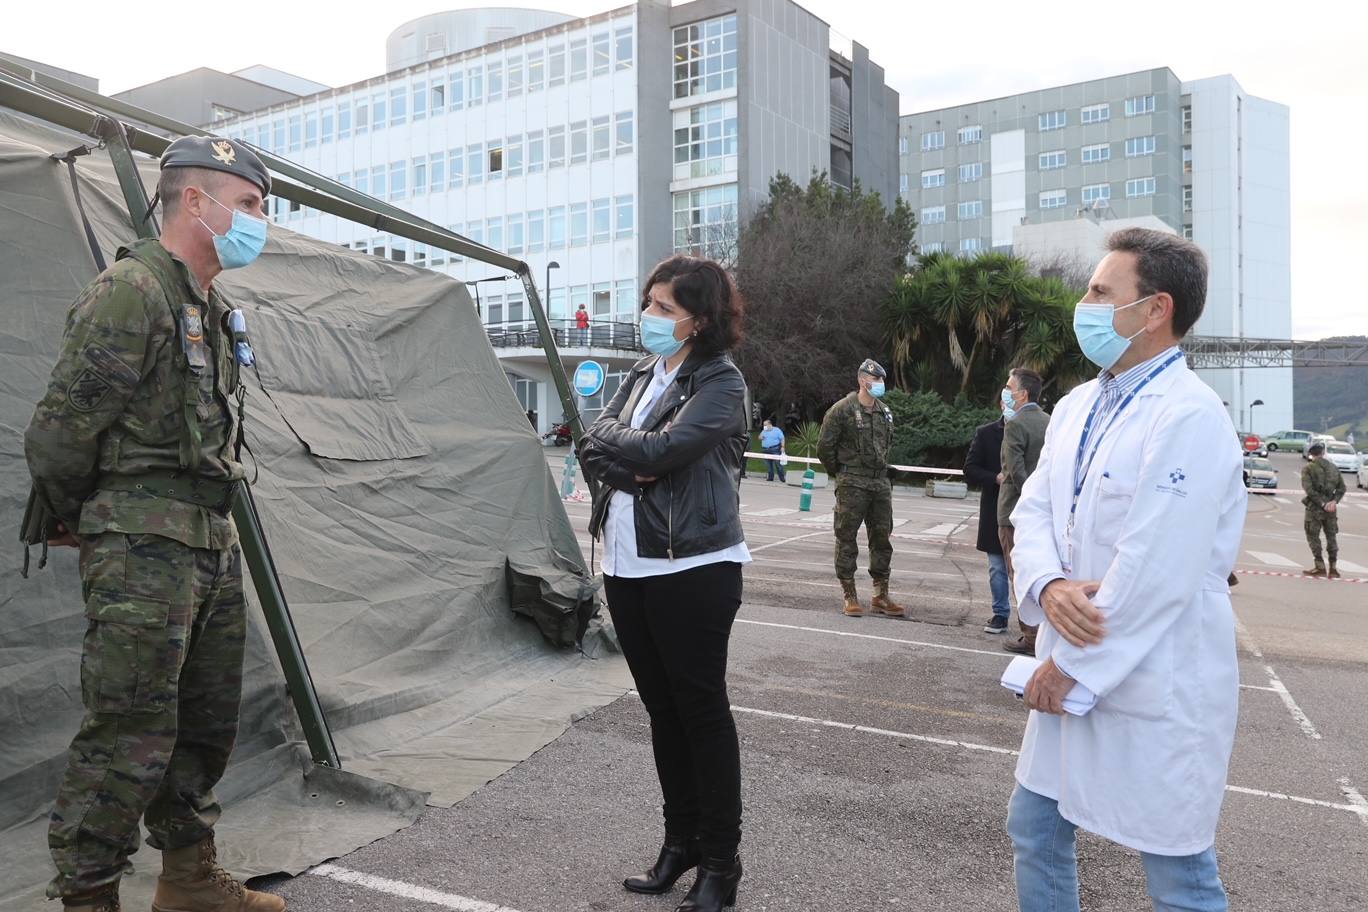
[1069,349,1183,527]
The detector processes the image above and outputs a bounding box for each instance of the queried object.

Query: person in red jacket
[575,303,590,344]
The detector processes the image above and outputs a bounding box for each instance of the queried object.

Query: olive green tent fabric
[0,107,627,911]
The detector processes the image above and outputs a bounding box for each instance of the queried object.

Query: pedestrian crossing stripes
[1247,550,1301,568]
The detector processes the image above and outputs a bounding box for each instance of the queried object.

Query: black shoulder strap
[51,146,107,273]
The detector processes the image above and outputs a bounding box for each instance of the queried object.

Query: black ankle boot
[623,838,701,894]
[676,855,742,911]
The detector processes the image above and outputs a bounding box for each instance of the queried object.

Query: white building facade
[220,0,898,433]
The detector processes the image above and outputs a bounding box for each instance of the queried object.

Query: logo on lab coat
[1157,468,1188,497]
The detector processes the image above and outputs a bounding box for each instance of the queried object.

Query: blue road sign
[573,360,605,397]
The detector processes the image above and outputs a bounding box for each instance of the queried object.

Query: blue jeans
[764,445,786,482]
[1007,785,1228,912]
[987,551,1010,620]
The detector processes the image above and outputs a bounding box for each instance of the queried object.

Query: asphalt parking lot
[262,451,1368,911]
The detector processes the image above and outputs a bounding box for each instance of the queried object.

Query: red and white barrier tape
[1235,568,1366,584]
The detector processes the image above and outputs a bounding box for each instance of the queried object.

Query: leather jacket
[582,350,747,561]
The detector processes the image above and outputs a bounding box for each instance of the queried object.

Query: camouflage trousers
[1305,509,1339,562]
[47,531,245,899]
[833,478,894,581]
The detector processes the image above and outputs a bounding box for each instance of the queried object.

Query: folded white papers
[1000,655,1099,716]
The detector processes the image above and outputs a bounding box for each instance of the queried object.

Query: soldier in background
[817,359,905,618]
[1301,442,1345,578]
[24,137,284,912]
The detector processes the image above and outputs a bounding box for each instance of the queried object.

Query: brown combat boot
[840,578,864,617]
[152,835,285,912]
[1303,559,1326,577]
[870,579,905,617]
[1328,562,1341,579]
[62,888,120,912]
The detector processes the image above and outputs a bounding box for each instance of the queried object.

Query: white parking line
[921,522,963,536]
[312,863,525,911]
[1234,618,1321,740]
[1338,779,1368,830]
[745,507,797,517]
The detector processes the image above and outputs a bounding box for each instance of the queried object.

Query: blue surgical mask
[1001,387,1017,420]
[198,191,268,269]
[1072,295,1154,370]
[868,381,886,398]
[640,312,693,357]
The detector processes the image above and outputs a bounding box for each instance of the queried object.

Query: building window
[921,168,945,189]
[591,197,611,243]
[430,81,444,112]
[1081,102,1110,124]
[616,195,634,238]
[958,200,983,219]
[548,206,566,248]
[957,125,982,144]
[1125,135,1156,157]
[1038,150,1066,170]
[487,61,503,103]
[591,116,611,161]
[1082,183,1111,205]
[1125,95,1156,117]
[549,125,566,168]
[372,93,386,129]
[960,238,983,254]
[506,135,524,177]
[412,81,427,120]
[527,50,545,92]
[486,217,504,252]
[673,100,738,179]
[898,135,908,155]
[1038,110,1066,131]
[448,148,463,188]
[899,173,909,193]
[288,114,301,152]
[1081,142,1110,163]
[1039,189,1068,209]
[921,205,945,224]
[390,87,407,126]
[616,26,634,69]
[672,184,739,257]
[449,71,464,111]
[1182,105,1192,132]
[352,102,366,136]
[1183,146,1193,173]
[921,130,945,151]
[959,161,983,182]
[528,210,545,253]
[304,115,318,148]
[467,143,484,184]
[528,131,545,173]
[389,161,406,200]
[548,44,566,86]
[570,38,588,81]
[570,202,589,246]
[353,170,368,196]
[488,144,503,177]
[615,279,637,318]
[672,15,739,99]
[1183,186,1193,212]
[1125,177,1156,198]
[592,31,611,76]
[369,165,386,200]
[570,121,588,164]
[507,214,524,254]
[616,110,635,155]
[467,66,483,107]
[922,241,944,253]
[1182,224,1193,239]
[429,152,444,189]
[412,157,427,195]
[507,56,524,98]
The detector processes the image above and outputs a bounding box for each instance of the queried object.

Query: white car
[1323,441,1362,474]
[1304,434,1339,460]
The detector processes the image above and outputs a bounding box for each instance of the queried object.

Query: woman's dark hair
[641,255,744,355]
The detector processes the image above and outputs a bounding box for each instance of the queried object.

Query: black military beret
[858,358,887,379]
[160,136,271,196]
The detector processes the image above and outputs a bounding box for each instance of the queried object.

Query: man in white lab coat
[1007,228,1247,912]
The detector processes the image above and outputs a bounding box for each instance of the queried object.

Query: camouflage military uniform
[818,392,896,583]
[25,237,247,899]
[1301,455,1345,573]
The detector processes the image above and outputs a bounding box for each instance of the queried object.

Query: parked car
[1236,431,1268,458]
[1324,441,1362,474]
[1264,429,1314,453]
[1243,456,1278,492]
[1304,434,1339,460]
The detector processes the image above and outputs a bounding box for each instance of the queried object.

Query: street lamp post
[1248,398,1265,433]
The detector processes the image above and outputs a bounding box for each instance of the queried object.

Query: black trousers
[604,561,743,860]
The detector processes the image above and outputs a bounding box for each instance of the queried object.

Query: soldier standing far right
[817,358,905,618]
[1301,441,1345,577]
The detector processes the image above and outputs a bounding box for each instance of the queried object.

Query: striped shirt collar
[1099,344,1183,398]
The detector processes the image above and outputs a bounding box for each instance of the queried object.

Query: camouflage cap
[160,136,271,196]
[857,358,886,379]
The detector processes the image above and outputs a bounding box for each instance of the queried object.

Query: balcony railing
[485,319,643,353]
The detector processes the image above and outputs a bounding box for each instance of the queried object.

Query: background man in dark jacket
[964,410,1010,634]
[998,367,1050,655]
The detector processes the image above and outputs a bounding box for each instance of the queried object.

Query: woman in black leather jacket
[579,256,748,912]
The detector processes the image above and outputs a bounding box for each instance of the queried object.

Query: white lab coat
[1010,355,1247,856]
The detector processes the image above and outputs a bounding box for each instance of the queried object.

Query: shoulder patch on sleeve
[83,342,141,387]
[67,368,113,412]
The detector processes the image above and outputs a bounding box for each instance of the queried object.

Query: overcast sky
[8,0,1366,339]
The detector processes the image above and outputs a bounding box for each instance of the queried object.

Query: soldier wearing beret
[25,136,284,912]
[817,359,906,618]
